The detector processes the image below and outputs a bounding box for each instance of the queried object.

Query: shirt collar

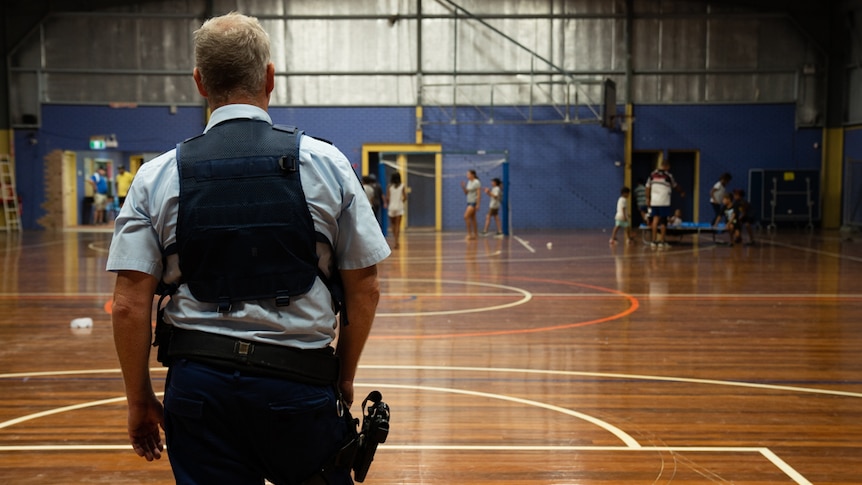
[204,104,273,133]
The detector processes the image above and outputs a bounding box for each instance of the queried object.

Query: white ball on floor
[546,242,553,249]
[70,317,93,329]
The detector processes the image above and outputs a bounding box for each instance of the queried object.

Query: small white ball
[546,242,553,249]
[70,317,93,329]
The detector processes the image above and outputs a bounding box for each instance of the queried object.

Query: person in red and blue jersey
[645,160,685,249]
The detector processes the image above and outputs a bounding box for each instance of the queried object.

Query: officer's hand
[127,394,165,461]
[339,379,355,409]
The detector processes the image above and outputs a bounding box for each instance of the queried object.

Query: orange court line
[373,276,640,340]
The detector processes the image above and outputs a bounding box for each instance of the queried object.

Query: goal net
[379,150,510,234]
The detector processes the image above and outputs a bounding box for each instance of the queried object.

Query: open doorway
[81,157,114,226]
[362,143,443,236]
[632,150,661,226]
[632,149,699,223]
[667,150,699,222]
[379,153,436,229]
[60,152,155,229]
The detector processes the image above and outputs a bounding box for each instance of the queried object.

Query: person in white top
[610,186,634,244]
[482,177,503,237]
[646,160,685,248]
[710,172,732,226]
[461,170,481,240]
[385,171,406,249]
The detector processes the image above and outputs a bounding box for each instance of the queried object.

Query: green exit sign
[89,134,117,150]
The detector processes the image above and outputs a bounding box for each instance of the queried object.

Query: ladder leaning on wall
[1,155,22,232]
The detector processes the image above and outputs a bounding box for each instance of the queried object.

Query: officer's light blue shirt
[107,104,390,349]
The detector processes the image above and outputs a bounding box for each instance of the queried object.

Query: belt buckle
[234,340,253,357]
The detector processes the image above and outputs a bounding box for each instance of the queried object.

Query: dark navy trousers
[163,359,352,485]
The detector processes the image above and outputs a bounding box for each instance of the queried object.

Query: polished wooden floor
[1,227,861,484]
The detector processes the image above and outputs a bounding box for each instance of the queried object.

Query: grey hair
[194,12,271,102]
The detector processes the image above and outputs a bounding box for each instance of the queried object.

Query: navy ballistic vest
[175,119,318,312]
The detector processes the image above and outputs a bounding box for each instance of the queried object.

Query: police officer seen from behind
[108,12,390,484]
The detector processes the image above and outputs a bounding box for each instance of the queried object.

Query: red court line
[638,295,862,302]
[373,276,640,340]
[1,279,640,339]
[0,295,110,299]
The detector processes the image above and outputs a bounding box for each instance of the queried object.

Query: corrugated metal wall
[847,8,862,123]
[7,0,824,125]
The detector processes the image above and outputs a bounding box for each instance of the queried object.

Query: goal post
[375,149,510,235]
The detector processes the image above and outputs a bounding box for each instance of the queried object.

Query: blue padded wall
[632,104,823,223]
[269,107,416,168]
[11,130,41,229]
[422,106,625,231]
[41,104,206,153]
[14,104,205,229]
[14,105,415,229]
[846,127,862,160]
[845,128,862,227]
[14,102,819,231]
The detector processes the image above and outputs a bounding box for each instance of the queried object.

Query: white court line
[767,240,862,264]
[0,381,634,447]
[362,382,641,448]
[0,444,812,484]
[376,279,532,317]
[4,364,860,399]
[513,235,535,253]
[760,448,814,485]
[380,445,765,451]
[0,239,66,252]
[0,368,127,379]
[0,396,129,430]
[0,381,636,447]
[362,365,862,399]
[0,369,824,484]
[384,445,811,485]
[0,445,132,451]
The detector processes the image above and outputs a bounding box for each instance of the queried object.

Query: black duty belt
[163,326,339,386]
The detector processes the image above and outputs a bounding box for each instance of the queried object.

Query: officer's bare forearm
[112,271,159,402]
[337,265,380,383]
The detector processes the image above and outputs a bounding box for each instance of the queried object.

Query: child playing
[721,193,737,245]
[668,209,683,227]
[731,189,756,246]
[610,187,635,245]
[482,177,503,237]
